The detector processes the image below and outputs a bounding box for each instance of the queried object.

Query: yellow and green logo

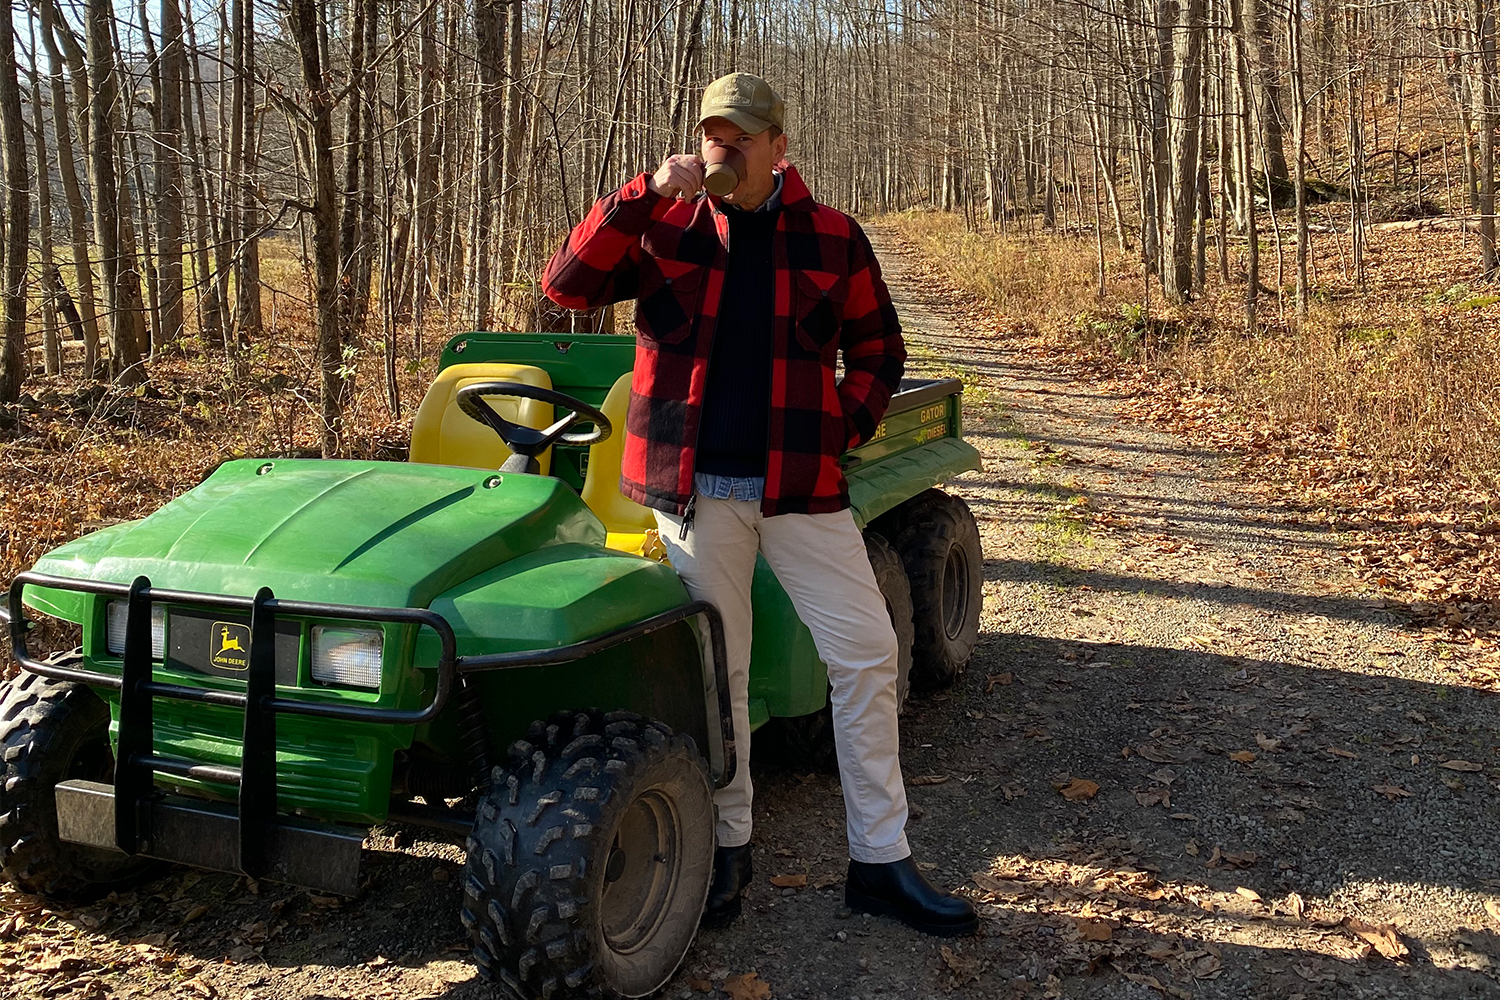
[210,622,250,670]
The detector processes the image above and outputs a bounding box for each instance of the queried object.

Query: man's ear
[772,132,788,161]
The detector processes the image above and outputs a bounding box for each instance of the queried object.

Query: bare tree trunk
[289,0,344,455]
[1349,3,1367,287]
[471,0,504,327]
[86,0,145,385]
[29,56,62,375]
[1476,0,1498,276]
[496,0,527,284]
[236,0,262,342]
[411,0,440,341]
[1243,0,1290,185]
[1232,0,1260,333]
[1290,0,1310,317]
[41,0,102,377]
[338,0,372,353]
[129,2,163,355]
[0,0,27,402]
[181,16,223,349]
[1165,0,1204,301]
[156,0,185,348]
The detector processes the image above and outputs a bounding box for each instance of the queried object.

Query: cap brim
[697,109,776,134]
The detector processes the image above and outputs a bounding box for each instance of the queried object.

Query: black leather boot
[845,856,978,937]
[701,844,754,929]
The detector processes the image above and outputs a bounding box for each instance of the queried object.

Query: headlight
[311,626,382,689]
[106,601,165,658]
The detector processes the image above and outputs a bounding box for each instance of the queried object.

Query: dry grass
[885,210,1500,489]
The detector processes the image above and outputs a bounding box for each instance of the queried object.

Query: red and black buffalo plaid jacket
[541,163,905,517]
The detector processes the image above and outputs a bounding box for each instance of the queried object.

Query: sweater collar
[709,162,815,214]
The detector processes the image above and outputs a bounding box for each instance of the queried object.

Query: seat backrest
[580,373,655,538]
[410,363,555,474]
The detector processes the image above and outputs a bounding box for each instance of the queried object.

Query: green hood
[32,459,606,609]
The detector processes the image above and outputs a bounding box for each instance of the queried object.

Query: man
[543,73,976,937]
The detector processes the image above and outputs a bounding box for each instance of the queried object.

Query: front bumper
[5,570,734,895]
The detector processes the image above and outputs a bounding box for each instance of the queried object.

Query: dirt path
[4,229,1500,1000]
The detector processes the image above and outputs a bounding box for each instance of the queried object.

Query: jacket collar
[706,162,815,214]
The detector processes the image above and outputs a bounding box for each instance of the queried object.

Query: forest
[3,4,1500,998]
[0,0,1496,600]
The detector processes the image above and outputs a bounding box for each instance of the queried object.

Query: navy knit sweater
[694,204,780,477]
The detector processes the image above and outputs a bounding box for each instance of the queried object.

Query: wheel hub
[599,789,682,956]
[942,545,969,640]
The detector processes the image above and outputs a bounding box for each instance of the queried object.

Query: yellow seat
[410,363,554,474]
[581,373,656,553]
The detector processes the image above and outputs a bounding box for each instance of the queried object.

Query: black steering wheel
[455,381,612,475]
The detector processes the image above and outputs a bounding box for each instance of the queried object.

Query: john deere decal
[210,622,250,670]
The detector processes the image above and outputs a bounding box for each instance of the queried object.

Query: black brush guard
[2,571,735,896]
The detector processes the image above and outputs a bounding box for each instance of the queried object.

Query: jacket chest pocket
[793,269,847,355]
[637,258,708,345]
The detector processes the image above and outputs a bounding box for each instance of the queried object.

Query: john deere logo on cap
[210,622,250,670]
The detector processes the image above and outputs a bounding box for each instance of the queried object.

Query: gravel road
[3,225,1498,1000]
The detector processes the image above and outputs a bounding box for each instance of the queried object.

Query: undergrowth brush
[887,210,1500,488]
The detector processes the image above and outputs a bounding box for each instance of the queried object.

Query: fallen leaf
[1293,962,1335,982]
[769,874,807,888]
[182,905,209,925]
[1074,917,1113,941]
[985,672,1014,692]
[1229,750,1258,764]
[940,944,982,983]
[1184,840,1200,857]
[184,979,217,998]
[226,945,262,965]
[1121,971,1167,992]
[1439,759,1484,772]
[30,953,87,974]
[684,978,713,992]
[1055,777,1100,801]
[1235,886,1263,903]
[1221,850,1259,869]
[723,971,772,1000]
[1345,917,1408,959]
[1284,892,1307,920]
[971,871,1029,897]
[1255,732,1282,752]
[1192,954,1224,979]
[1485,899,1500,925]
[909,774,951,786]
[1135,787,1170,808]
[1373,784,1412,801]
[1325,747,1358,759]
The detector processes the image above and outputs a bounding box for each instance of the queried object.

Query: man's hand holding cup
[649,154,705,200]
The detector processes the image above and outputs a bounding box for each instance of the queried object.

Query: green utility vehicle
[0,332,982,999]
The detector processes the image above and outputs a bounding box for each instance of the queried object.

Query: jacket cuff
[608,173,675,230]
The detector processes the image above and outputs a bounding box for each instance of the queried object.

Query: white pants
[654,497,911,864]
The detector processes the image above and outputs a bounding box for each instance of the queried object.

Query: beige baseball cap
[697,73,784,134]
